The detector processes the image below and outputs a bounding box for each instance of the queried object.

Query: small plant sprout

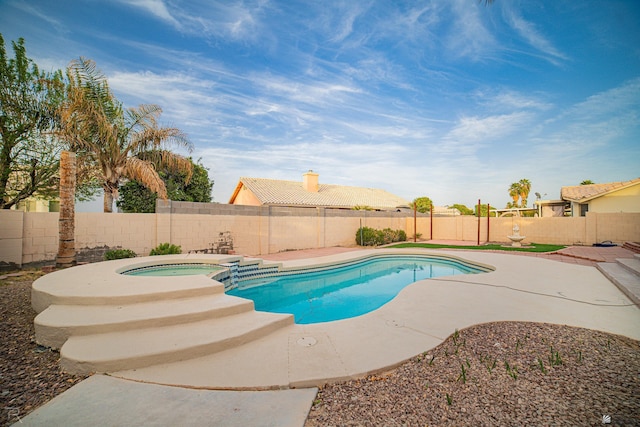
[485,356,497,373]
[429,355,436,366]
[452,329,460,346]
[548,346,563,366]
[505,361,518,379]
[458,363,467,384]
[446,394,453,406]
[537,357,547,374]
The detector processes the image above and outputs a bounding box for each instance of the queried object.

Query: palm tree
[518,178,531,208]
[56,151,76,267]
[508,182,521,208]
[58,58,193,212]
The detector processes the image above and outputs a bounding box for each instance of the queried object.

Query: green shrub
[149,243,182,256]
[356,226,380,246]
[356,227,407,246]
[104,248,137,260]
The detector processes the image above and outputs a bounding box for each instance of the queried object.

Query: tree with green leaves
[117,157,213,213]
[411,196,433,213]
[474,204,495,217]
[450,204,474,215]
[507,182,520,208]
[518,178,531,208]
[57,58,193,212]
[506,179,532,208]
[580,180,594,185]
[0,34,66,209]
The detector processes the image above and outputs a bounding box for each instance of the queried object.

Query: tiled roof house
[560,177,640,217]
[228,171,410,211]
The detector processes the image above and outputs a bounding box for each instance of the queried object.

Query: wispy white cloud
[175,0,271,42]
[503,8,568,66]
[473,88,553,114]
[116,0,181,28]
[327,2,369,43]
[444,112,533,146]
[446,0,496,62]
[564,77,640,121]
[9,1,69,34]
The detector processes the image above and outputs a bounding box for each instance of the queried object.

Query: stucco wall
[1,203,639,268]
[230,185,262,206]
[589,185,640,213]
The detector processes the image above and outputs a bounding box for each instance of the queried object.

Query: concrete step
[617,258,640,276]
[622,241,640,254]
[32,271,225,314]
[60,310,294,375]
[35,294,255,349]
[597,262,640,307]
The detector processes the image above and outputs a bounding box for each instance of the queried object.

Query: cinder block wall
[1,203,639,268]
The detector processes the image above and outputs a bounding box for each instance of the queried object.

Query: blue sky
[2,0,639,209]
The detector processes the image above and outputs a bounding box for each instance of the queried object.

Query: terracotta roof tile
[561,177,640,202]
[237,177,409,210]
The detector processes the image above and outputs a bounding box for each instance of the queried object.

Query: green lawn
[388,242,566,253]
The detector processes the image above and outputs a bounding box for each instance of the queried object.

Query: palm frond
[141,150,193,183]
[123,157,168,199]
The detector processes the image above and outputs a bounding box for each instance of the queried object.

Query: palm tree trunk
[56,151,76,268]
[103,183,117,213]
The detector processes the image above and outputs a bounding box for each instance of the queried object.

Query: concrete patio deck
[23,244,640,426]
[111,248,639,389]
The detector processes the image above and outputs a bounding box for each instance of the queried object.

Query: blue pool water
[123,264,223,277]
[227,256,484,324]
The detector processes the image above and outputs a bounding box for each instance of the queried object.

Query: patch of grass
[388,242,565,253]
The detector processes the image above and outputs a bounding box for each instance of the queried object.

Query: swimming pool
[122,263,224,277]
[227,255,486,324]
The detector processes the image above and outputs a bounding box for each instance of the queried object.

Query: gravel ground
[1,271,87,427]
[2,271,639,426]
[307,322,640,426]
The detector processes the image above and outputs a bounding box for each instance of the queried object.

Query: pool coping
[31,248,640,390]
[105,248,640,389]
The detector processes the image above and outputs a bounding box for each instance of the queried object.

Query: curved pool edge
[229,250,494,324]
[30,249,640,389]
[110,249,640,390]
[31,254,254,314]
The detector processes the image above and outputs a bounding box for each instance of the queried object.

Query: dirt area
[0,271,87,426]
[306,322,640,426]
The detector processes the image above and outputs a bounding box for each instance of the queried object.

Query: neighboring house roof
[229,177,410,210]
[561,177,640,202]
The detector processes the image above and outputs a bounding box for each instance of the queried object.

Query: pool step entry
[60,310,294,375]
[35,294,255,349]
[219,260,281,291]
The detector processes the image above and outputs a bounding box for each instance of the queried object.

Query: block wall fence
[1,200,639,268]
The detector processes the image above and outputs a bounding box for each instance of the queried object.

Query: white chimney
[303,170,319,192]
